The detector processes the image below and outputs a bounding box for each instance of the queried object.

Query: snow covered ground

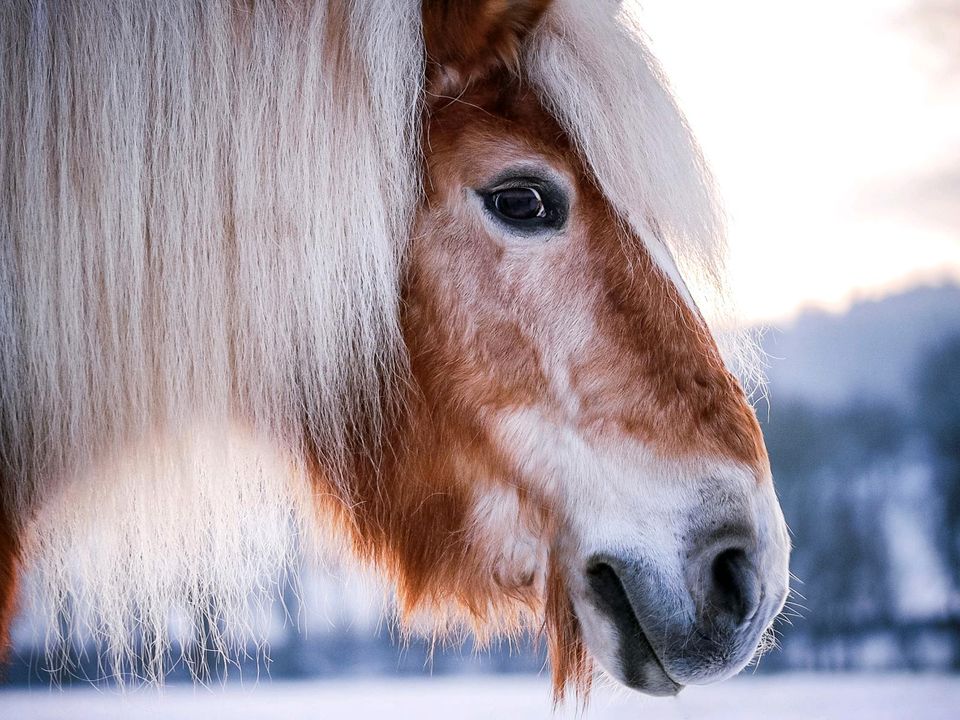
[2,673,958,720]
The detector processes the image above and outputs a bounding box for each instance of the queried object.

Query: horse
[0,0,790,701]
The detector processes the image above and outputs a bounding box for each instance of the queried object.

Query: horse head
[330,0,791,698]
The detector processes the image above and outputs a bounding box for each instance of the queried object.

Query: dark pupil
[493,187,545,220]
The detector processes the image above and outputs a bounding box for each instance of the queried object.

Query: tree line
[759,333,960,670]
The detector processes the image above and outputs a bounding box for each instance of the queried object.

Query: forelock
[523,0,765,396]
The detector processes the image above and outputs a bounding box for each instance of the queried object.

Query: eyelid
[482,176,549,194]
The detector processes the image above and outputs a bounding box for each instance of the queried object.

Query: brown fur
[0,503,20,665]
[545,553,590,703]
[422,0,553,91]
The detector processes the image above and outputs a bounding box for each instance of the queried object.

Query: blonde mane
[0,0,754,681]
[1,0,422,679]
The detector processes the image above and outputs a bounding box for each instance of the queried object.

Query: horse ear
[422,0,553,90]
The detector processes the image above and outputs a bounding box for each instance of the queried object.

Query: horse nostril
[708,548,761,628]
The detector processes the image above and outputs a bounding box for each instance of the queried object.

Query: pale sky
[635,0,960,323]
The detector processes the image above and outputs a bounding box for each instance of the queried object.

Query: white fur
[26,424,314,680]
[494,407,790,686]
[0,0,763,680]
[467,480,545,595]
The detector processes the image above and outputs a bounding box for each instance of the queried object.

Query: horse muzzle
[572,510,790,695]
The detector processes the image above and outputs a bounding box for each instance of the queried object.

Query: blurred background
[2,0,959,717]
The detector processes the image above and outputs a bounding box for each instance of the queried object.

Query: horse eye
[491,187,547,221]
[481,181,566,233]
